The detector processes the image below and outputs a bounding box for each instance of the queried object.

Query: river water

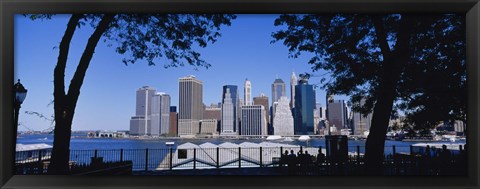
[16,133,466,155]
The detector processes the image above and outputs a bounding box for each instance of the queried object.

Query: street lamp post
[14,79,27,138]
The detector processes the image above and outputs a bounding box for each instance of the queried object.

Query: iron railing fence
[15,144,467,175]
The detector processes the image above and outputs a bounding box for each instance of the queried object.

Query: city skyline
[15,14,348,132]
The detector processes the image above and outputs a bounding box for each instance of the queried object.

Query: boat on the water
[298,135,311,141]
[283,137,294,142]
[266,135,283,140]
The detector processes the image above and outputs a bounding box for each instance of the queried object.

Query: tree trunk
[48,14,115,174]
[364,15,412,175]
[48,14,82,175]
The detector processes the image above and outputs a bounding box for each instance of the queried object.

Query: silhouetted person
[287,150,297,174]
[316,149,325,166]
[438,145,452,175]
[280,150,289,167]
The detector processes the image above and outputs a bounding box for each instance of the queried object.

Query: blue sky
[15,14,348,131]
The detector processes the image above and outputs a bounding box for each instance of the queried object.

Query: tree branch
[54,14,82,117]
[372,15,392,62]
[67,14,116,107]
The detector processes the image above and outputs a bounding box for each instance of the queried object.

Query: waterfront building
[221,88,236,135]
[244,79,252,106]
[290,72,297,109]
[294,78,316,135]
[169,106,178,137]
[222,85,240,133]
[204,105,221,133]
[454,120,466,134]
[130,86,156,135]
[326,92,334,119]
[253,93,269,125]
[327,99,348,133]
[352,99,372,136]
[241,105,267,136]
[314,109,321,135]
[200,119,218,135]
[272,78,286,130]
[150,92,171,136]
[271,78,286,105]
[178,75,203,137]
[273,96,294,136]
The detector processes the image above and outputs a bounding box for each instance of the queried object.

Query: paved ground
[134,167,289,175]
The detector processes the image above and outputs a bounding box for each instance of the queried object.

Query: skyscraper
[271,78,286,105]
[290,72,297,109]
[169,106,178,137]
[150,92,170,136]
[244,79,252,106]
[271,78,286,130]
[241,105,267,136]
[178,75,203,137]
[130,86,156,135]
[222,85,239,133]
[352,99,372,136]
[159,93,171,135]
[253,93,269,123]
[328,99,348,132]
[204,104,221,133]
[273,96,294,136]
[221,88,235,135]
[294,79,316,135]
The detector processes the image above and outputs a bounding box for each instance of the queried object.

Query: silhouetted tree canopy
[28,14,236,174]
[272,13,465,174]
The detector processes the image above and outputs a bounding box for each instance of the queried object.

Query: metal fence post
[193,148,196,170]
[216,147,220,168]
[280,146,283,167]
[120,149,123,162]
[260,147,263,167]
[238,147,241,168]
[356,146,360,165]
[392,145,398,174]
[169,148,173,170]
[410,145,413,155]
[145,148,149,172]
[94,149,98,158]
[38,150,42,162]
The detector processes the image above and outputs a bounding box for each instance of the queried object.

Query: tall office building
[150,92,171,136]
[314,103,327,135]
[294,79,316,135]
[169,106,178,136]
[130,86,156,135]
[273,96,294,136]
[328,99,348,132]
[241,105,267,136]
[244,79,252,106]
[178,75,203,136]
[290,72,297,109]
[271,78,286,105]
[271,78,286,130]
[221,88,235,135]
[253,93,269,125]
[204,105,221,133]
[352,99,372,136]
[200,119,217,135]
[222,85,239,133]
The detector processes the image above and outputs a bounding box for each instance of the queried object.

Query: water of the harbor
[16,133,466,155]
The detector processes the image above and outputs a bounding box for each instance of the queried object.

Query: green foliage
[28,14,236,70]
[272,14,466,131]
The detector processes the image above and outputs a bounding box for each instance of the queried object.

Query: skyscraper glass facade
[294,79,315,135]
